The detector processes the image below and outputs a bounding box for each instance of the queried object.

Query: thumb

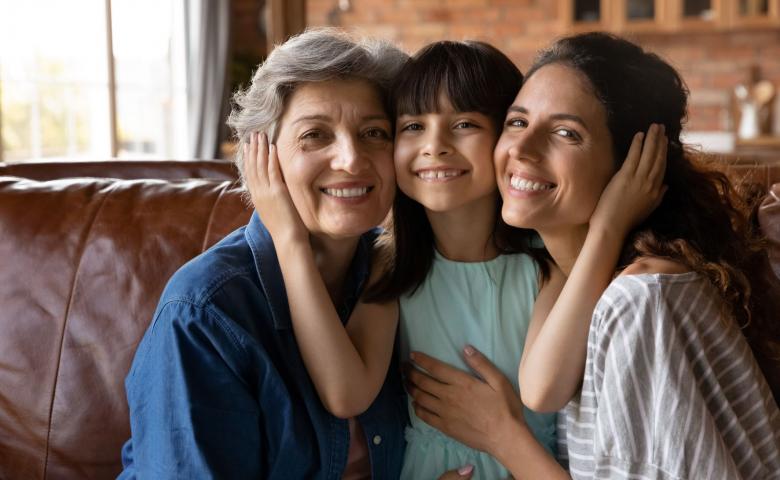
[437,465,474,479]
[463,345,506,389]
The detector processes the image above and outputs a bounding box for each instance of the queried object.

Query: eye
[554,128,581,141]
[301,129,324,140]
[363,127,391,140]
[400,122,423,132]
[454,121,478,129]
[505,117,527,128]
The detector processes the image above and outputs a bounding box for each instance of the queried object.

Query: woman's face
[494,63,615,234]
[394,94,498,213]
[274,79,395,240]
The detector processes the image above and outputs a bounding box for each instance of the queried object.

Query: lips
[508,174,555,192]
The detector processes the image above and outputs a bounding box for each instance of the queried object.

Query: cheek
[393,138,415,172]
[493,138,510,172]
[375,151,396,193]
[278,154,320,213]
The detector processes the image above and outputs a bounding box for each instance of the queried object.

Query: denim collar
[245,212,373,330]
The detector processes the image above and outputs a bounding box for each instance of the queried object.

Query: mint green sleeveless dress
[399,251,557,480]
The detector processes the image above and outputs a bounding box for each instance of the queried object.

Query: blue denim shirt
[119,213,407,479]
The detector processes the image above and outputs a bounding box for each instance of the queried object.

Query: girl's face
[494,63,615,234]
[394,95,498,214]
[274,79,395,240]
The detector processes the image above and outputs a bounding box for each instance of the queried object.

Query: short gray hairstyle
[227,27,408,184]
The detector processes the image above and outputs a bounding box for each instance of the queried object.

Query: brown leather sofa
[0,160,251,479]
[0,157,778,479]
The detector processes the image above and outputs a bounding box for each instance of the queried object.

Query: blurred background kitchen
[1,0,778,164]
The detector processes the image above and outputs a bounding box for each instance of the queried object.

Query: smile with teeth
[321,186,373,198]
[416,169,465,180]
[509,175,555,192]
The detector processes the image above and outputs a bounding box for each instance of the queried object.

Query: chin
[501,205,535,229]
[322,216,385,239]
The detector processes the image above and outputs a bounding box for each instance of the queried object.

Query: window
[0,0,187,162]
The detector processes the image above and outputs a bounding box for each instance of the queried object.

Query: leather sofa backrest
[0,161,250,479]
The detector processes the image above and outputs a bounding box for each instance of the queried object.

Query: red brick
[421,8,453,22]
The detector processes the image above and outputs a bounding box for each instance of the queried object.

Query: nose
[331,135,368,174]
[421,126,453,158]
[505,128,542,163]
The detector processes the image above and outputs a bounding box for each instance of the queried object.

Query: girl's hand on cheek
[245,132,308,244]
[405,346,526,458]
[591,123,668,237]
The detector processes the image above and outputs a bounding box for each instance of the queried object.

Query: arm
[519,125,669,412]
[245,132,398,419]
[406,348,569,480]
[124,302,264,478]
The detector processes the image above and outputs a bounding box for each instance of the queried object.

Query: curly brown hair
[528,32,780,402]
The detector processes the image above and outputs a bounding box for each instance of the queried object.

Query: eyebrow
[507,106,589,129]
[292,113,390,125]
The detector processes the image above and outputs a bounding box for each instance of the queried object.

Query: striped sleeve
[560,273,780,480]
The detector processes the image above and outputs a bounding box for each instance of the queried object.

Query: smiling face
[494,63,615,235]
[274,79,395,240]
[394,94,499,214]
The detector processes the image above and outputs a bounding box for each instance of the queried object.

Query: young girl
[246,40,665,479]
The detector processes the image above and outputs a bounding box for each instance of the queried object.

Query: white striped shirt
[558,272,780,479]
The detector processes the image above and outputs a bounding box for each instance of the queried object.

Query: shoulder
[593,271,716,342]
[619,256,691,276]
[162,226,258,307]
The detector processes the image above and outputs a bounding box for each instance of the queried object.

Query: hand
[405,346,526,457]
[437,465,474,479]
[244,131,308,244]
[590,123,668,237]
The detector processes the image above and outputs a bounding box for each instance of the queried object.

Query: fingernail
[458,464,474,476]
[464,345,475,356]
[409,352,417,361]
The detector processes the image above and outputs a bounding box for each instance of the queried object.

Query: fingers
[406,363,448,399]
[635,123,661,180]
[413,401,443,430]
[648,133,668,191]
[408,378,444,415]
[437,465,475,479]
[267,140,284,186]
[410,351,466,386]
[244,132,267,193]
[622,131,645,176]
[462,345,509,391]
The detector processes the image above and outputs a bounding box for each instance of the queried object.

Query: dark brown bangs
[391,41,523,133]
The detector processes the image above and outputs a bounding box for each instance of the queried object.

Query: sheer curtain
[184,0,230,159]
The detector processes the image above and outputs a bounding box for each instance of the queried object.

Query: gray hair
[227,27,408,184]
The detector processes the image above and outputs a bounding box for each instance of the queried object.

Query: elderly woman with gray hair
[119,28,408,479]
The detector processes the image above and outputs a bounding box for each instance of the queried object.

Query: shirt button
[372,435,382,446]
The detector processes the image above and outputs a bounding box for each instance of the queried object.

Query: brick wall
[306,0,780,133]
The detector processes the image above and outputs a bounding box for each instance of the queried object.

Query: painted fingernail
[458,464,474,476]
[464,345,476,356]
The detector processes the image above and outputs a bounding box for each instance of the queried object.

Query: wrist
[489,415,527,464]
[586,223,627,247]
[275,234,312,258]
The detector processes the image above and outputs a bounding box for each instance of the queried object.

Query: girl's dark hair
[365,40,550,302]
[527,32,780,400]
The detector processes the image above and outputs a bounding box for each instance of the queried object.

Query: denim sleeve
[121,300,263,479]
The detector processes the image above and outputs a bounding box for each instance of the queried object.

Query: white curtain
[184,0,230,159]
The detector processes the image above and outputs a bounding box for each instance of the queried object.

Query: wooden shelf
[563,0,780,33]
